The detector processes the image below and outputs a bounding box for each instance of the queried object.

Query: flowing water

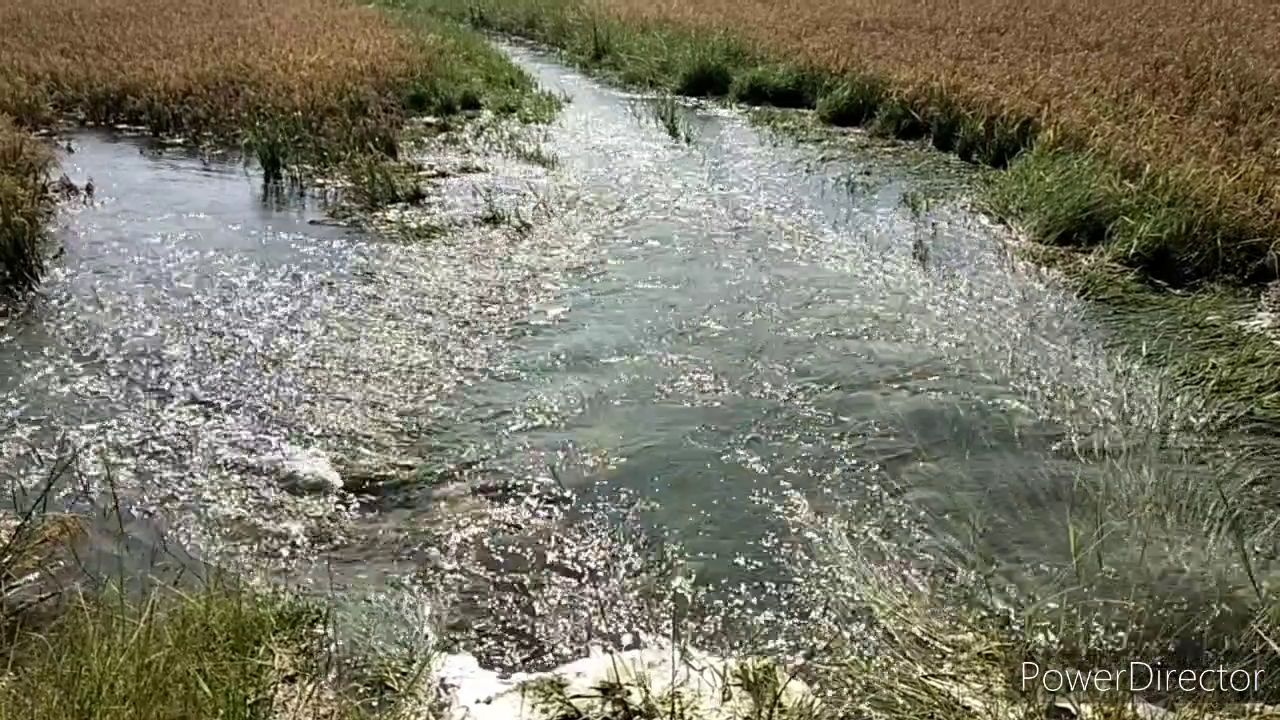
[0,46,1205,670]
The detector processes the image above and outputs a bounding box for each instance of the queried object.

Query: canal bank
[3,15,1280,720]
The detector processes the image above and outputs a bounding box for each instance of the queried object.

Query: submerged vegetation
[18,390,1280,720]
[0,0,556,297]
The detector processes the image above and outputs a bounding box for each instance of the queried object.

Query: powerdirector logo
[1021,662,1266,696]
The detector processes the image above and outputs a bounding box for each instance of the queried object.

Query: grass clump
[673,53,735,98]
[986,146,1257,285]
[983,147,1125,249]
[0,584,319,720]
[814,75,885,128]
[0,506,437,720]
[0,117,56,300]
[728,65,822,109]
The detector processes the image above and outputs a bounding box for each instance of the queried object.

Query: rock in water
[433,646,818,720]
[275,445,343,494]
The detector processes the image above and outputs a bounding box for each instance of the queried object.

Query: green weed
[728,65,822,109]
[0,119,55,299]
[649,95,692,143]
[815,75,886,128]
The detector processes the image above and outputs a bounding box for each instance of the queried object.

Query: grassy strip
[409,0,1273,289]
[1070,268,1280,433]
[0,511,432,720]
[0,0,558,298]
[0,118,56,298]
[0,583,320,720]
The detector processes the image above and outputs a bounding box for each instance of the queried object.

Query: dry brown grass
[604,0,1280,257]
[0,0,438,143]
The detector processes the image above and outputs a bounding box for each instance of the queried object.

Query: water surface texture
[0,47,1182,668]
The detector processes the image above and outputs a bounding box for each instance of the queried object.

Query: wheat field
[610,0,1280,246]
[0,0,439,136]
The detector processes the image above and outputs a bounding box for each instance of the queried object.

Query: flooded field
[0,46,1224,672]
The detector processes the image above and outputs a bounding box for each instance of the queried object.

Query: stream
[0,45,1211,670]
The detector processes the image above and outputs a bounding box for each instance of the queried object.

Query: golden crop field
[610,0,1280,248]
[0,0,436,136]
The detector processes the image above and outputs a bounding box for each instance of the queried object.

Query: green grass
[0,583,319,720]
[814,74,886,129]
[0,119,56,300]
[673,46,737,98]
[983,145,1251,286]
[728,65,822,109]
[0,508,437,720]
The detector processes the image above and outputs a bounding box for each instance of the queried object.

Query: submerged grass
[632,95,693,144]
[0,0,557,298]
[749,372,1280,719]
[1072,269,1280,432]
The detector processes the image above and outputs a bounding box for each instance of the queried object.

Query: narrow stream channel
[0,45,1211,670]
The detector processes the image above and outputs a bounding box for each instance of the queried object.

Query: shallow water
[0,46,1200,669]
